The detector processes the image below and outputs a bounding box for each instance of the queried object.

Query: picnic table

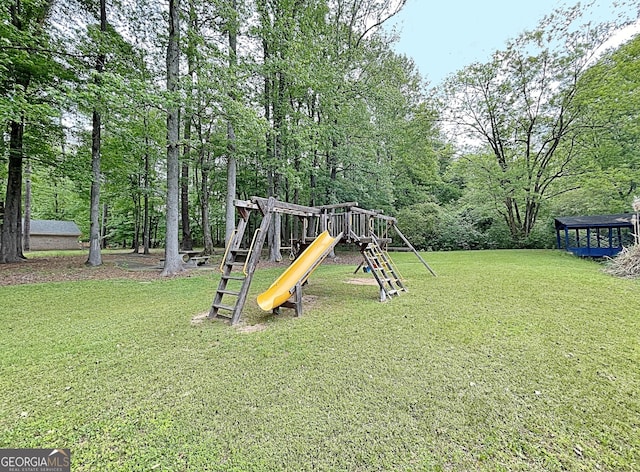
[180,251,211,266]
[180,250,200,262]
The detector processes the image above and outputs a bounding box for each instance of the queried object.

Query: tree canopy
[1,0,639,258]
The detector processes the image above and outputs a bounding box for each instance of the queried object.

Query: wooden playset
[209,196,435,325]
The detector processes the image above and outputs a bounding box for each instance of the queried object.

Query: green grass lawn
[1,250,638,471]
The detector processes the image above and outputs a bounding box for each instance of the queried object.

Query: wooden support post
[278,282,303,317]
[228,197,275,324]
[293,282,303,317]
[392,223,436,277]
[320,211,328,233]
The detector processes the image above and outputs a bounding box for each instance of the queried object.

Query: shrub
[396,202,440,251]
[396,202,557,251]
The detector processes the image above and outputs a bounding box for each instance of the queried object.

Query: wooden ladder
[361,234,406,301]
[209,199,274,324]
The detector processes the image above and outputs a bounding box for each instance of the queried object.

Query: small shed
[27,219,82,251]
[554,214,634,257]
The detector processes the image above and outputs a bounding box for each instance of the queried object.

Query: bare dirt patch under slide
[344,278,379,286]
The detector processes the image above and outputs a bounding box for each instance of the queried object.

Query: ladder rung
[222,275,245,281]
[212,312,232,321]
[232,249,249,255]
[225,261,245,266]
[212,303,235,312]
[218,289,240,296]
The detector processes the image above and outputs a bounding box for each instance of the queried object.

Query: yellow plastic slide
[257,230,341,311]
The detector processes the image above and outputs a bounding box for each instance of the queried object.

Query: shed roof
[554,213,634,230]
[29,219,82,236]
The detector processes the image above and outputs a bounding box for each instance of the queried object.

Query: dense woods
[1,0,639,265]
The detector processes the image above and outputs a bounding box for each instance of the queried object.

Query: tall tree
[441,5,631,242]
[225,0,239,247]
[162,0,183,275]
[569,33,640,210]
[180,0,197,252]
[256,0,291,262]
[86,0,106,266]
[1,0,56,263]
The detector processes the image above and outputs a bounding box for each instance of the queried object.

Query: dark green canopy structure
[554,214,634,257]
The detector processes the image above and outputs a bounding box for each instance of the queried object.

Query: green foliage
[570,33,640,206]
[1,251,639,469]
[30,167,87,222]
[391,103,445,209]
[397,201,507,251]
[0,0,63,149]
[396,201,440,250]
[252,0,429,212]
[6,0,640,256]
[439,4,638,244]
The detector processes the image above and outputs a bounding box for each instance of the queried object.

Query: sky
[388,0,639,86]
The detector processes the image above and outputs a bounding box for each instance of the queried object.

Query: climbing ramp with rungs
[208,198,274,324]
[360,234,406,301]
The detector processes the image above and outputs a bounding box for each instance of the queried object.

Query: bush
[396,202,440,251]
[396,202,557,251]
[397,203,488,251]
[435,210,486,250]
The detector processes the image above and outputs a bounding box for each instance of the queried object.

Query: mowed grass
[0,250,638,471]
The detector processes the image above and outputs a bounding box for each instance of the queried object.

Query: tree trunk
[162,0,183,275]
[86,108,103,264]
[23,159,31,252]
[261,34,280,262]
[226,125,237,246]
[100,203,108,249]
[310,150,318,207]
[86,0,106,266]
[143,113,151,255]
[0,120,26,263]
[270,211,282,262]
[131,176,141,253]
[180,154,193,251]
[225,0,239,247]
[326,116,339,204]
[1,0,56,263]
[200,152,214,253]
[181,11,195,252]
